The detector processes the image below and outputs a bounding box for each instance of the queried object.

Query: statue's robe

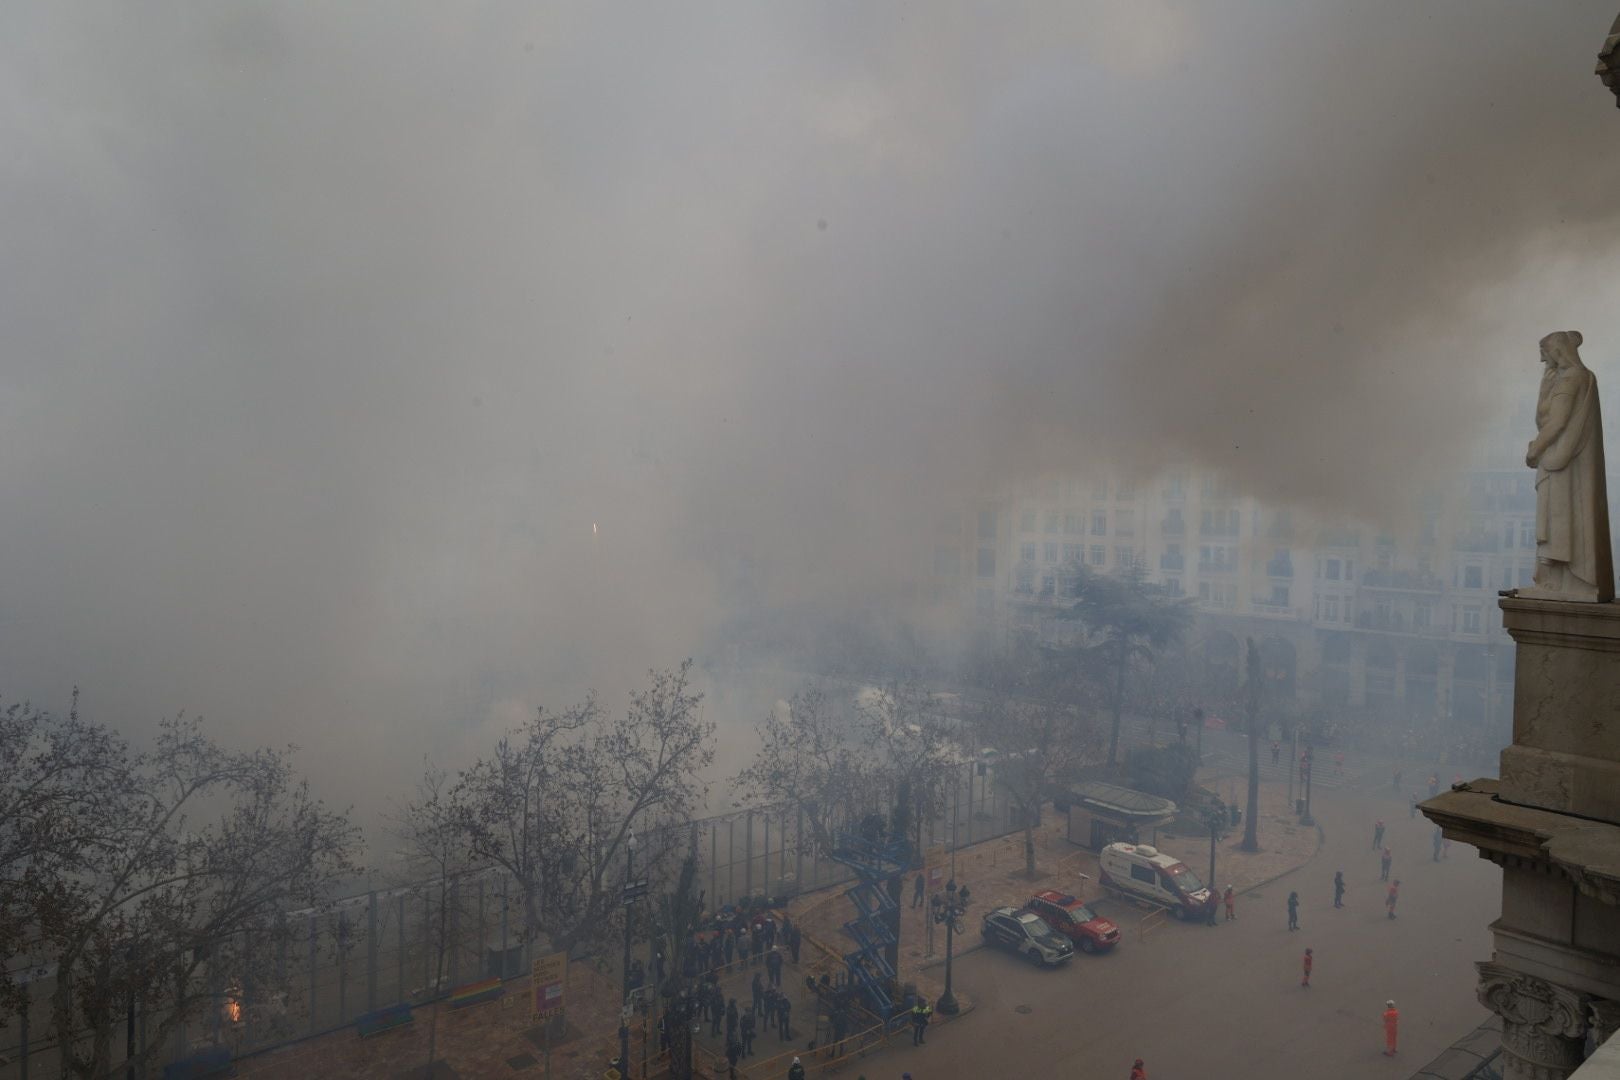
[1535,365,1614,601]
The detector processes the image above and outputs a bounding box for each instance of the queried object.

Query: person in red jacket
[1130,1058,1148,1080]
[1383,1000,1400,1056]
[1301,948,1313,988]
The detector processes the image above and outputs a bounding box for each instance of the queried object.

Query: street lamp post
[1301,746,1315,828]
[1205,808,1221,927]
[618,828,636,1078]
[932,880,971,1015]
[1194,707,1205,760]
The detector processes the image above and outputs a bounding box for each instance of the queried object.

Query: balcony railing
[1197,562,1236,574]
[1452,532,1500,554]
[1160,554,1185,571]
[1265,560,1294,579]
[1361,569,1444,592]
[1161,519,1185,535]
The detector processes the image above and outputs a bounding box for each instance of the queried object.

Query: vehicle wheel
[1027,947,1044,967]
[1168,905,1185,920]
[1079,938,1096,954]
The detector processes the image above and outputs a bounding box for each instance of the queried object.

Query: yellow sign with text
[532,951,568,1018]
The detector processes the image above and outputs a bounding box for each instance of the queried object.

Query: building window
[979,510,997,540]
[1415,602,1431,629]
[1519,565,1534,588]
[1021,542,1037,563]
[1463,607,1482,634]
[1504,522,1515,549]
[1090,545,1106,566]
[1093,479,1109,500]
[1117,508,1135,535]
[1269,585,1289,606]
[1163,577,1182,596]
[1116,546,1134,568]
[977,547,995,578]
[1116,478,1135,500]
[1064,543,1083,563]
[1463,565,1484,589]
[1319,596,1339,621]
[1064,512,1082,535]
[1045,542,1060,563]
[1502,565,1515,590]
[1092,511,1107,536]
[1164,474,1184,498]
[1163,507,1185,534]
[1520,521,1535,548]
[1044,510,1061,534]
[1324,558,1341,581]
[1020,508,1037,533]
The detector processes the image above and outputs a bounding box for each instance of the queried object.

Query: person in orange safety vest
[1301,948,1313,987]
[1383,1000,1400,1056]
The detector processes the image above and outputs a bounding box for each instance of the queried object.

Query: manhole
[506,1053,538,1071]
[1014,1004,1034,1014]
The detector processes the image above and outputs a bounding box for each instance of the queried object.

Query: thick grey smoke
[3,3,1620,821]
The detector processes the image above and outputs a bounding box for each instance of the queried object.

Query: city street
[864,775,1500,1078]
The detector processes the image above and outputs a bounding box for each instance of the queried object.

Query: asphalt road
[863,779,1501,1079]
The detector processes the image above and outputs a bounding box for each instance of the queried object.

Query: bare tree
[1241,640,1264,852]
[453,662,714,958]
[861,680,956,859]
[974,675,1102,878]
[392,762,479,1075]
[0,692,131,1024]
[12,706,358,1080]
[733,685,868,850]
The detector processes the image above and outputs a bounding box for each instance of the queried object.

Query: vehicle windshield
[1017,914,1059,940]
[1167,863,1204,893]
[1072,904,1098,922]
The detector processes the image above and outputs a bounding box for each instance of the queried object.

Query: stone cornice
[1499,596,1620,652]
[1424,781,1620,906]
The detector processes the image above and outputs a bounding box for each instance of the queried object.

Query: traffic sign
[622,878,650,905]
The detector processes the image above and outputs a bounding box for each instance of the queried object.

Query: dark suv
[980,906,1074,967]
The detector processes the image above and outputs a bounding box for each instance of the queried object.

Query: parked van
[1097,842,1214,920]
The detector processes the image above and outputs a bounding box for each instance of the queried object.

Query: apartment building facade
[930,467,1538,744]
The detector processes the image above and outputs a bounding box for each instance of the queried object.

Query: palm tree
[1058,562,1193,770]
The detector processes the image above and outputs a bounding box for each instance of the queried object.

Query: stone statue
[1522,330,1614,603]
[1599,12,1620,108]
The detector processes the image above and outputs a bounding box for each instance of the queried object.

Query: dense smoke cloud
[3,3,1620,819]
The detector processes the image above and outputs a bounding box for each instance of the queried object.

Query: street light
[932,879,971,1015]
[619,827,636,1078]
[1301,746,1315,828]
[1205,807,1222,927]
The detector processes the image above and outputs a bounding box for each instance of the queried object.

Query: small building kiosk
[1063,781,1178,850]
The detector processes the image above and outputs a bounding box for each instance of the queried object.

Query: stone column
[1478,961,1589,1079]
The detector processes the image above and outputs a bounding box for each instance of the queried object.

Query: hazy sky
[4,3,1620,818]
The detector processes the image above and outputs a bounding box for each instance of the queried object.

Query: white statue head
[1539,330,1585,370]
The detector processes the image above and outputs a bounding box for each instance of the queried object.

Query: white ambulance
[1097,842,1215,920]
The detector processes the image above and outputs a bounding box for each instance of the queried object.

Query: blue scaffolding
[826,833,910,1017]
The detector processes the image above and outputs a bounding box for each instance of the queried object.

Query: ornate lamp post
[931,880,971,1015]
[1205,806,1223,926]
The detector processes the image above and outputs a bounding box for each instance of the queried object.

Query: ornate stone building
[1424,599,1620,1078]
